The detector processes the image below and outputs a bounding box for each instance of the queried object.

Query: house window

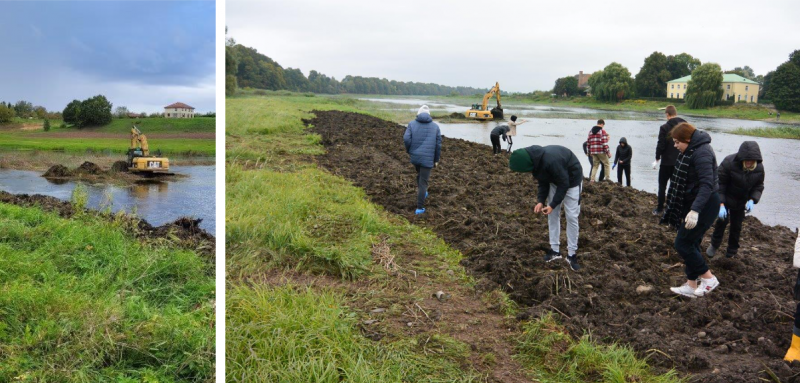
[751,95,754,102]
[746,86,749,91]
[671,84,674,89]
[683,84,686,89]
[738,94,741,101]
[670,93,673,98]
[726,84,730,90]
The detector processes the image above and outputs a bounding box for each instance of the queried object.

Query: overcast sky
[0,1,215,113]
[228,0,800,93]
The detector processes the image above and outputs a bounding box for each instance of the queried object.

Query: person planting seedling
[509,145,583,271]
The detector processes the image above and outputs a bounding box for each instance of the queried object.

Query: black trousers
[657,165,674,211]
[617,163,631,186]
[587,156,605,180]
[414,165,432,209]
[794,269,800,333]
[710,207,745,257]
[674,192,720,280]
[490,134,501,154]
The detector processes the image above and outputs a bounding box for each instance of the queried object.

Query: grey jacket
[403,113,441,168]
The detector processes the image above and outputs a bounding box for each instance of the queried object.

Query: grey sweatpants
[414,165,432,209]
[547,183,581,256]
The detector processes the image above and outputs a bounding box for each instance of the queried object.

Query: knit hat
[417,105,430,115]
[510,115,517,122]
[508,149,534,172]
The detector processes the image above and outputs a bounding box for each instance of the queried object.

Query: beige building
[666,74,760,103]
[164,102,195,118]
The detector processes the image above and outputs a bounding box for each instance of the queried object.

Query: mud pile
[42,164,71,177]
[0,191,214,259]
[75,161,103,174]
[111,160,129,173]
[309,110,800,382]
[43,162,105,178]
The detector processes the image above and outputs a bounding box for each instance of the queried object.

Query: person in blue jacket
[403,105,442,215]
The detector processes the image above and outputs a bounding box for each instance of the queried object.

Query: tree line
[225,30,488,97]
[550,50,799,111]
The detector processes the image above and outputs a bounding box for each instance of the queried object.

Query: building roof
[164,102,195,109]
[668,74,759,85]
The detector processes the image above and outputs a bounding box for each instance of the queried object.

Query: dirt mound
[309,110,800,382]
[0,191,214,259]
[75,161,103,175]
[111,160,129,173]
[43,164,72,177]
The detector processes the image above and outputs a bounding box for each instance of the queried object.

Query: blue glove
[612,163,617,170]
[718,205,727,220]
[746,199,754,213]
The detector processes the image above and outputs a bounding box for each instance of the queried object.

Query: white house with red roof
[164,102,195,118]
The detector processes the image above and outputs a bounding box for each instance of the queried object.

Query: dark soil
[42,164,71,177]
[309,110,800,382]
[0,190,214,260]
[75,161,103,174]
[42,161,179,183]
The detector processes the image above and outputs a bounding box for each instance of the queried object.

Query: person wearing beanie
[403,105,441,215]
[509,145,583,271]
[587,119,611,182]
[613,137,632,187]
[707,141,765,259]
[506,115,528,153]
[785,228,800,362]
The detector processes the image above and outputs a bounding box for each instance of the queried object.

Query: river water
[362,97,800,230]
[0,165,216,234]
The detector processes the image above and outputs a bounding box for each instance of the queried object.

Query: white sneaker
[694,276,719,297]
[670,284,697,298]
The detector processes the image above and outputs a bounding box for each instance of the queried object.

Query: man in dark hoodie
[403,105,442,215]
[707,141,765,258]
[654,105,687,215]
[509,145,583,271]
[613,137,632,186]
[490,124,510,155]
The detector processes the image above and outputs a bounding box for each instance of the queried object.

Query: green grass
[0,203,214,382]
[516,314,683,383]
[0,134,215,155]
[225,93,682,382]
[731,126,800,139]
[4,117,216,133]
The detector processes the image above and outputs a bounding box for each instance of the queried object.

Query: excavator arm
[481,82,502,111]
[130,125,150,156]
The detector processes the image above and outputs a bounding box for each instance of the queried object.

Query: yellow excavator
[128,125,170,173]
[465,82,504,120]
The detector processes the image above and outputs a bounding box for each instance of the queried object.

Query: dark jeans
[506,136,514,152]
[414,165,432,209]
[710,207,745,256]
[674,192,720,280]
[490,134,501,154]
[657,165,674,211]
[587,156,604,180]
[617,163,631,186]
[794,269,800,333]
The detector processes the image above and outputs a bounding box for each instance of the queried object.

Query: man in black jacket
[654,105,686,215]
[707,141,765,258]
[490,125,510,155]
[509,145,583,271]
[613,137,632,186]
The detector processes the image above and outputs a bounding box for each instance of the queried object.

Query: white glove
[652,160,659,169]
[684,211,699,229]
[793,228,800,268]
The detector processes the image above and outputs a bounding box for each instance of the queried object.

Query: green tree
[760,70,775,100]
[552,76,579,97]
[768,59,800,112]
[666,53,701,80]
[43,119,51,131]
[0,103,15,123]
[78,95,113,127]
[62,99,82,125]
[33,106,47,119]
[635,51,671,97]
[14,100,34,118]
[726,65,756,80]
[684,63,724,109]
[114,106,129,118]
[589,62,634,102]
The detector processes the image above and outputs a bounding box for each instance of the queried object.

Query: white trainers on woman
[694,276,719,297]
[670,284,697,298]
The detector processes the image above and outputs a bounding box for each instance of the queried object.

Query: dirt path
[309,110,800,382]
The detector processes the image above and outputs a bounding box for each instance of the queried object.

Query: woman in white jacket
[785,228,800,362]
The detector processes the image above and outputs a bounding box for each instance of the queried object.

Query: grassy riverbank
[731,126,800,139]
[0,198,215,381]
[225,92,683,382]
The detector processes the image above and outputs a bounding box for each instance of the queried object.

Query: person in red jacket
[587,119,611,182]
